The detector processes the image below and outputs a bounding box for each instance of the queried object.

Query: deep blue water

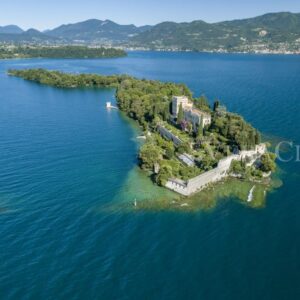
[0,52,300,299]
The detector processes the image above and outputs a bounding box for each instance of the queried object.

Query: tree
[156,165,173,186]
[200,155,217,171]
[162,105,170,121]
[255,130,261,145]
[177,103,184,124]
[195,95,210,110]
[260,153,276,173]
[230,160,245,174]
[162,141,175,159]
[197,122,203,138]
[186,122,193,134]
[213,100,220,112]
[177,142,191,154]
[221,124,229,137]
[139,144,162,170]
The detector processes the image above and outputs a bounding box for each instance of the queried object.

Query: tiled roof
[185,108,211,118]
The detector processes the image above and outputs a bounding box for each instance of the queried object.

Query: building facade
[172,96,193,116]
[172,96,211,128]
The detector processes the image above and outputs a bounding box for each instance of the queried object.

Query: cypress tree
[213,100,220,112]
[197,121,203,137]
[163,105,170,121]
[255,130,261,145]
[177,103,184,125]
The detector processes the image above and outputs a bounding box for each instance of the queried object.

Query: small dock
[106,102,118,109]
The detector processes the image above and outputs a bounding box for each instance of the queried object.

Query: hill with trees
[0,25,23,34]
[0,13,299,53]
[46,19,152,43]
[129,12,300,53]
[0,46,126,59]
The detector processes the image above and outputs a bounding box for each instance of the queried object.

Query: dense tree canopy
[8,69,127,88]
[0,46,126,59]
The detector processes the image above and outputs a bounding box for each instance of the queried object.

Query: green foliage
[179,166,202,181]
[8,68,126,88]
[194,95,210,111]
[139,143,162,170]
[0,46,126,59]
[116,78,191,124]
[100,80,186,126]
[177,103,184,124]
[156,165,173,186]
[210,112,260,150]
[255,130,261,145]
[196,122,203,138]
[260,153,276,173]
[213,100,220,112]
[230,160,265,180]
[198,154,217,171]
[177,142,191,154]
[230,160,245,174]
[130,12,300,53]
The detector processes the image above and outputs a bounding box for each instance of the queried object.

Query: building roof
[187,108,211,118]
[178,153,195,167]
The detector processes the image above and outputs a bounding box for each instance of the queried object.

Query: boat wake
[247,186,256,202]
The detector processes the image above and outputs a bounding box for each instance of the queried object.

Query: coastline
[125,48,300,55]
[8,68,279,208]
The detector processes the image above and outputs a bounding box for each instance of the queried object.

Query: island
[8,68,276,196]
[0,45,127,59]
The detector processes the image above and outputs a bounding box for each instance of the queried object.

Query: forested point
[0,46,127,59]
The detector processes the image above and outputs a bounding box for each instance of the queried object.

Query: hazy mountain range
[0,20,151,44]
[0,12,300,53]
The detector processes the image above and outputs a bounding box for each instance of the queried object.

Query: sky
[0,0,299,30]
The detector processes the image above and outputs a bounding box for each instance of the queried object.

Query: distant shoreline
[125,48,300,55]
[0,45,127,60]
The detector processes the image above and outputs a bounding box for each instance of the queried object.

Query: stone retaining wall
[165,144,266,196]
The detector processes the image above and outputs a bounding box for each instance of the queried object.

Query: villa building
[172,96,193,115]
[172,96,211,129]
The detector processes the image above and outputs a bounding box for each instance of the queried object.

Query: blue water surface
[0,52,300,299]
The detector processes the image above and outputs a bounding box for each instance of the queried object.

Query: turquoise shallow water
[0,52,300,299]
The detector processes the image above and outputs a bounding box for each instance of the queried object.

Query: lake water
[0,52,300,299]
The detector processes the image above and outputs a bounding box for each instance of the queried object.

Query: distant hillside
[130,12,300,52]
[0,13,299,53]
[0,25,23,34]
[47,19,152,43]
[0,29,60,43]
[0,46,126,59]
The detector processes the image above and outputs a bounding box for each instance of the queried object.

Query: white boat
[106,102,118,109]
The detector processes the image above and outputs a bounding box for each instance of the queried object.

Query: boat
[106,102,118,109]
